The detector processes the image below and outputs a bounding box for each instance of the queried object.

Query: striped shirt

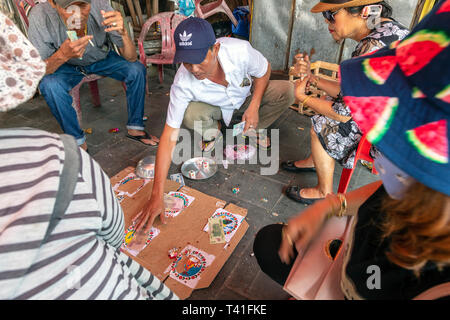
[0,128,178,300]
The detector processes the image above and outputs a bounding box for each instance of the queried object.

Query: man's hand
[59,36,92,60]
[133,124,179,233]
[134,194,167,234]
[101,9,137,61]
[101,10,126,36]
[242,105,259,133]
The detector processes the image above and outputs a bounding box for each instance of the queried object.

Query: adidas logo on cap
[179,31,192,46]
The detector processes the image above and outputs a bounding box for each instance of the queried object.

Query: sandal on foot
[242,130,271,150]
[126,131,159,146]
[200,133,223,153]
[285,186,322,205]
[281,160,316,173]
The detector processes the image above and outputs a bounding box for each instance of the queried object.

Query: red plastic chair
[337,134,378,194]
[14,0,34,29]
[194,0,238,27]
[14,0,125,125]
[138,12,186,86]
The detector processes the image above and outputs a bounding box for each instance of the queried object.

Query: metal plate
[181,157,218,180]
[135,155,156,179]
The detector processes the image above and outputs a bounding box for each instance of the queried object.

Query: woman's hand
[294,76,309,102]
[293,53,311,79]
[278,200,330,264]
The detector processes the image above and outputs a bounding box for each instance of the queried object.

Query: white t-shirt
[166,37,269,128]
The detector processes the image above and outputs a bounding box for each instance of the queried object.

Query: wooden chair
[309,61,340,82]
[138,12,187,86]
[194,0,238,26]
[14,0,126,125]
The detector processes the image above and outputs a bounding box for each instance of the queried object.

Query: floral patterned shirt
[312,20,409,168]
[352,20,410,58]
[0,12,46,112]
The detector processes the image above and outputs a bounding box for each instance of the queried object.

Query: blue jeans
[39,51,147,145]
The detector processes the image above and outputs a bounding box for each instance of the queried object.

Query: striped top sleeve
[0,128,178,300]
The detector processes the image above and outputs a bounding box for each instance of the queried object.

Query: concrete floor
[0,66,379,300]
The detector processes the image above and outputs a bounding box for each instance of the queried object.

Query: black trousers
[253,224,298,286]
[253,224,342,286]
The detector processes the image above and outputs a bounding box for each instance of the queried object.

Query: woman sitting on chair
[254,1,450,299]
[282,0,409,204]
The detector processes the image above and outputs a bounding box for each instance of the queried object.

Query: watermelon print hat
[340,0,450,196]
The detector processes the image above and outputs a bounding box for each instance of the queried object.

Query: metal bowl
[135,155,156,179]
[181,157,218,180]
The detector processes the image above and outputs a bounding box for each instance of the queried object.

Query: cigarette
[89,39,94,47]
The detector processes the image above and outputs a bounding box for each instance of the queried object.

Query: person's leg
[182,101,223,141]
[300,128,335,199]
[253,224,298,286]
[85,51,156,145]
[39,64,85,145]
[236,80,294,147]
[257,80,295,129]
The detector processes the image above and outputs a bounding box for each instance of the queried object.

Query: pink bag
[283,216,450,300]
[283,216,353,300]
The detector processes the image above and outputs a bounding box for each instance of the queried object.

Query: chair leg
[220,4,238,26]
[371,165,378,175]
[158,64,164,84]
[88,80,101,107]
[337,168,354,194]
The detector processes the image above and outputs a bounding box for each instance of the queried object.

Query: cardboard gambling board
[110,166,249,299]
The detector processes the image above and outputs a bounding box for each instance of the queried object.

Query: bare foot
[128,129,159,146]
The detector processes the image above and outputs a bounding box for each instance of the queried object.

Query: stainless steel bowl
[181,157,218,180]
[135,155,156,179]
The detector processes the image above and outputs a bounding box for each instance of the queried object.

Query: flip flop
[126,131,159,146]
[242,130,271,150]
[285,186,322,205]
[200,133,223,153]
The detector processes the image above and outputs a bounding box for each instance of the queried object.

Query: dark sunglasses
[322,9,341,23]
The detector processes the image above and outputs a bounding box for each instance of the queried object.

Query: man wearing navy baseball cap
[133,17,295,232]
[172,16,217,65]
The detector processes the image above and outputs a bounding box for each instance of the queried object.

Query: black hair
[345,1,393,19]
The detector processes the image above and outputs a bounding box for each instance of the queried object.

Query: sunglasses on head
[322,9,341,22]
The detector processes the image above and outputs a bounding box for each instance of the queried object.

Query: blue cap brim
[173,47,209,65]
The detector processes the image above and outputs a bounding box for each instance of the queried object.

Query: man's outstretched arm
[135,124,180,232]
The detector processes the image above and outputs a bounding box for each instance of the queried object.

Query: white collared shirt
[166,37,269,128]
